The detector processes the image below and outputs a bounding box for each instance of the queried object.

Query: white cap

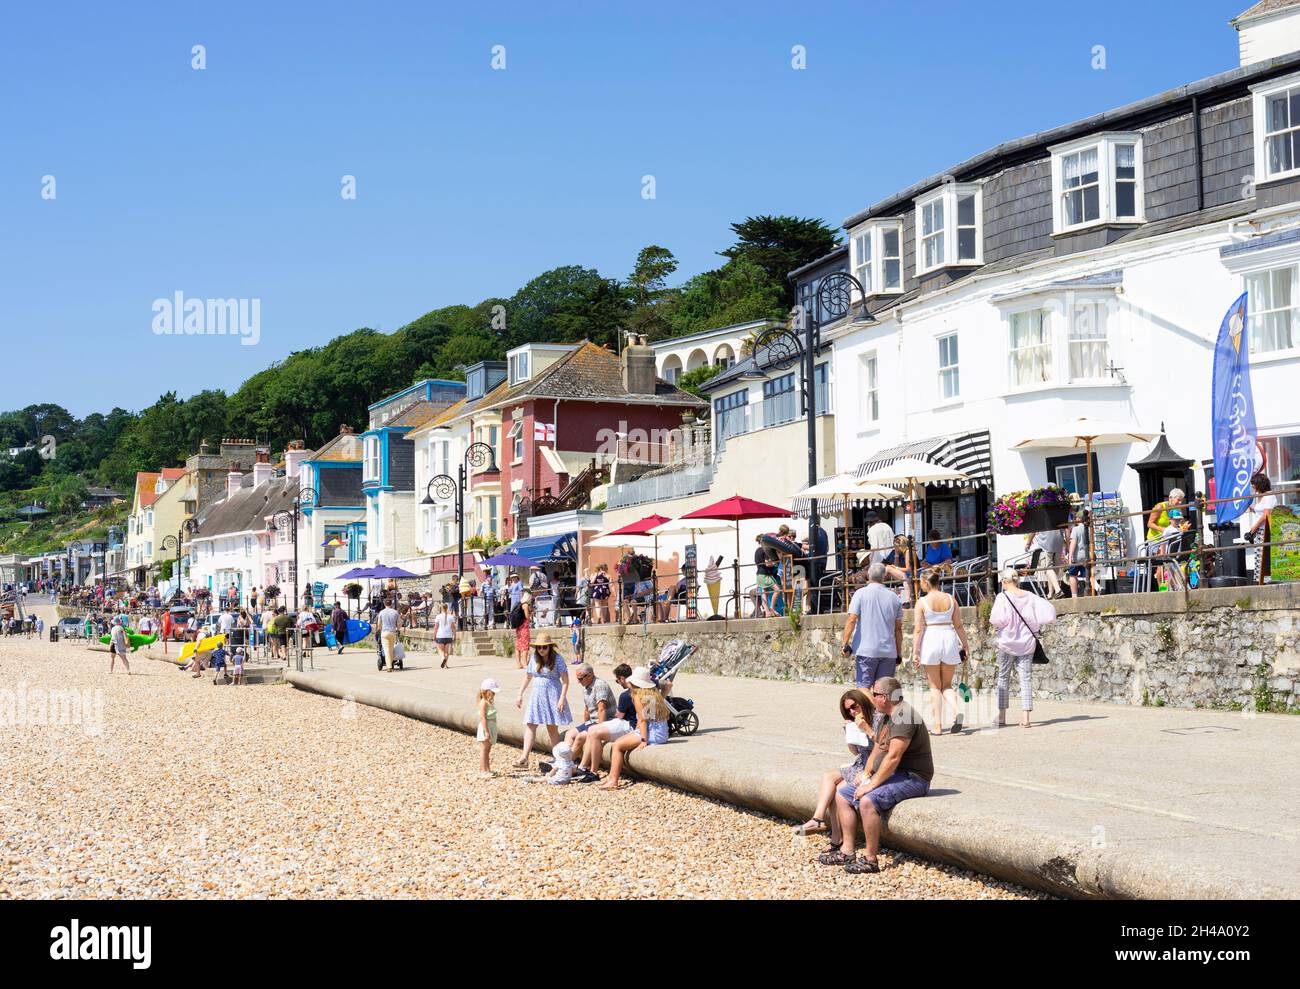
[480,678,502,693]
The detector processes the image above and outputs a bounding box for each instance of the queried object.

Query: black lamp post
[421,441,497,587]
[159,517,198,589]
[266,486,319,613]
[746,270,868,598]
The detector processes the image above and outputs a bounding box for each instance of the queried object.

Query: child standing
[210,643,228,684]
[476,678,500,779]
[231,646,245,685]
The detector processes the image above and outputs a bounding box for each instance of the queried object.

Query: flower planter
[1012,503,1071,534]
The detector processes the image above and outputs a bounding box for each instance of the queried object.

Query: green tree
[666,257,784,337]
[626,245,680,341]
[719,215,841,307]
[507,266,631,350]
[674,364,722,398]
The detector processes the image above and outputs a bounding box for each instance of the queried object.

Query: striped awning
[794,430,992,516]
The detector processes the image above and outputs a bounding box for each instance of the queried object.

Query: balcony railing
[607,461,716,509]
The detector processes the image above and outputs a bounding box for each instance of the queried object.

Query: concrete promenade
[269,638,1300,900]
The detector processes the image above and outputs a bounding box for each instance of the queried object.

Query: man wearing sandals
[819,677,932,874]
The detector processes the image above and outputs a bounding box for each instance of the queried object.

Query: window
[859,353,879,423]
[1047,453,1099,496]
[1258,433,1300,484]
[508,351,530,384]
[244,536,253,558]
[813,362,831,416]
[1050,134,1143,232]
[487,495,499,537]
[145,542,152,557]
[761,373,797,427]
[853,231,873,294]
[1009,309,1052,387]
[915,184,982,274]
[1245,265,1297,354]
[1068,302,1109,380]
[849,221,903,296]
[364,436,380,481]
[937,334,960,400]
[1254,76,1300,181]
[713,390,749,450]
[146,511,154,527]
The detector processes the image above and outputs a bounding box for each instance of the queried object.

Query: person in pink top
[988,566,1057,728]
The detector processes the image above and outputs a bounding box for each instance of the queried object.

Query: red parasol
[682,495,793,617]
[605,513,673,537]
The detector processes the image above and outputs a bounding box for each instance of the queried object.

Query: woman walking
[598,666,669,790]
[432,602,457,668]
[514,629,571,767]
[911,569,971,734]
[988,566,1057,728]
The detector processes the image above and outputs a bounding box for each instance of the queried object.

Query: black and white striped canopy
[794,430,992,515]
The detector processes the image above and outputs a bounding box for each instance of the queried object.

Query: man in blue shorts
[819,676,932,874]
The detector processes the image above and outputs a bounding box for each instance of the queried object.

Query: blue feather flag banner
[1210,292,1257,524]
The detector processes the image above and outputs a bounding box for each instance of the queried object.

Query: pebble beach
[0,640,1046,899]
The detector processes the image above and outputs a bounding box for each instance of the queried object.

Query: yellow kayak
[174,632,227,666]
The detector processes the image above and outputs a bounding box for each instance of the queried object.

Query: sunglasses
[871,692,887,699]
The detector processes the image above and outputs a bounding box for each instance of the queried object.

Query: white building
[650,319,777,384]
[809,2,1300,576]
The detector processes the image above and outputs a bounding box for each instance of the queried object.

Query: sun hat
[530,627,561,648]
[628,665,658,689]
[480,678,501,693]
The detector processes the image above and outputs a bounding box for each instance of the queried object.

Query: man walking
[841,562,903,689]
[108,617,131,675]
[821,676,932,873]
[330,601,349,654]
[378,596,401,671]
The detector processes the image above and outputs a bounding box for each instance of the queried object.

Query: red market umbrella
[682,496,793,617]
[605,514,672,537]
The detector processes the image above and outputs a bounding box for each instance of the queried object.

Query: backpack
[509,603,527,629]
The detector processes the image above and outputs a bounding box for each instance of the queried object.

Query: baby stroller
[651,640,699,737]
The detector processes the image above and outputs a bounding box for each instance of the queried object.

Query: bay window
[850,220,903,296]
[1050,133,1144,232]
[915,184,982,274]
[1008,309,1052,387]
[1244,265,1297,354]
[1068,302,1109,380]
[1254,74,1300,182]
[363,436,380,481]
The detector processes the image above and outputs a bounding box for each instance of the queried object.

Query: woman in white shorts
[911,569,971,735]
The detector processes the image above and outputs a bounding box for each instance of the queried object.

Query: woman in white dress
[911,569,972,735]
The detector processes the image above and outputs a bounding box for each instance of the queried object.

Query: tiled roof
[310,430,364,463]
[135,472,161,508]
[384,400,444,430]
[1234,0,1300,23]
[481,341,705,411]
[192,477,298,540]
[161,467,186,480]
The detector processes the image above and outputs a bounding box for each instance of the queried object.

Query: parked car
[56,617,85,640]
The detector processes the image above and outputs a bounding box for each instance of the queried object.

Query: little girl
[231,647,245,686]
[476,678,500,778]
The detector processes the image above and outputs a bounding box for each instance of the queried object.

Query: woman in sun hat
[597,665,670,790]
[513,628,572,768]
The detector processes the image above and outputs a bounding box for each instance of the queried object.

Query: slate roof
[480,341,705,411]
[1233,0,1300,24]
[191,477,298,540]
[384,400,445,430]
[309,430,364,463]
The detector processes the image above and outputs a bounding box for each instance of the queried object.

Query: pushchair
[651,640,699,737]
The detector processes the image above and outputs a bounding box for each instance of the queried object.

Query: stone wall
[491,584,1300,713]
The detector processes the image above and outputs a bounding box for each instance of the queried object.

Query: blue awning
[508,532,578,564]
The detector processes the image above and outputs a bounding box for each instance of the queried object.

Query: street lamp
[420,441,497,586]
[266,486,319,613]
[159,517,198,590]
[747,270,870,595]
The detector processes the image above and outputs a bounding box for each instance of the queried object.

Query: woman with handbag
[988,566,1057,728]
[911,569,972,735]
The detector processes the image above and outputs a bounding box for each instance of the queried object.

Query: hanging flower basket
[987,485,1072,535]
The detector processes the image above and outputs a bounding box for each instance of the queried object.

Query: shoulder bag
[1003,592,1049,665]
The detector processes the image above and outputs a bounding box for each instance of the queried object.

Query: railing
[607,461,716,509]
[714,406,751,453]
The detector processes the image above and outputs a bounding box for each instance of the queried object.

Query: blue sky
[0,0,1249,416]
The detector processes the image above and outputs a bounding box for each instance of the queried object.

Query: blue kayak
[324,619,372,648]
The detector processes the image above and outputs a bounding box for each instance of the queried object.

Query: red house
[482,339,705,540]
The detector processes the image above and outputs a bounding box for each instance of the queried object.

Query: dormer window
[509,351,530,385]
[915,183,982,275]
[850,220,903,296]
[1049,133,1144,232]
[1253,73,1300,182]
